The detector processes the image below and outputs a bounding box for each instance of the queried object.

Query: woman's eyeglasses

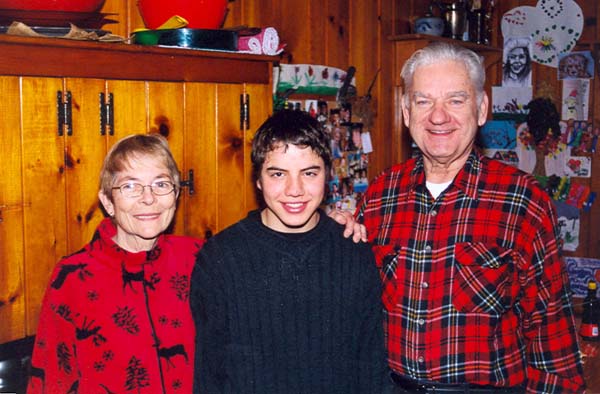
[112,181,176,198]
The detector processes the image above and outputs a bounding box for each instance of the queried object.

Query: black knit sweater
[191,210,390,394]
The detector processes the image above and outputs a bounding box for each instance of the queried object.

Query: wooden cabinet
[388,35,503,162]
[0,35,274,344]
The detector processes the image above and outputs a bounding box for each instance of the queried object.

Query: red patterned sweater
[28,218,203,394]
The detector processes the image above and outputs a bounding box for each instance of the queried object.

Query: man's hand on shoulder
[327,209,367,243]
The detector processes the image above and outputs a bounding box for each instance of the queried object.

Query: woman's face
[98,154,178,252]
[507,47,527,76]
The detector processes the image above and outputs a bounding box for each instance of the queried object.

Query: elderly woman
[28,134,203,394]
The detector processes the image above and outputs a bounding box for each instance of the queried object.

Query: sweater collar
[90,218,165,268]
[245,209,330,243]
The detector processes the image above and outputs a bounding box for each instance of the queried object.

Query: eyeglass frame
[111,180,177,198]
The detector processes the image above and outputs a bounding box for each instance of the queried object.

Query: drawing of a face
[507,47,528,76]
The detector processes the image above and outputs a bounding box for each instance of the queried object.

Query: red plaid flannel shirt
[357,151,585,393]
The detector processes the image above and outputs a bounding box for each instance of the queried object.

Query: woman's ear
[98,191,114,217]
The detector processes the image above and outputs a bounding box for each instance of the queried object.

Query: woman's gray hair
[401,42,486,107]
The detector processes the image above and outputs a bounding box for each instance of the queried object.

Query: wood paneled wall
[99,0,599,258]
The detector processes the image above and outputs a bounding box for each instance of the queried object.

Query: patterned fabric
[28,218,203,394]
[357,151,585,393]
[191,210,391,394]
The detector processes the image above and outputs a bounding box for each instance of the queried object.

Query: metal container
[444,1,467,40]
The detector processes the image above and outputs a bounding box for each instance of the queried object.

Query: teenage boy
[190,109,390,394]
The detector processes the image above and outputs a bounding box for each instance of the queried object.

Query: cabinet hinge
[180,169,195,195]
[57,91,73,136]
[100,92,114,136]
[240,93,250,130]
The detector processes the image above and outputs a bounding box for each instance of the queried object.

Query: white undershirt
[426,180,452,199]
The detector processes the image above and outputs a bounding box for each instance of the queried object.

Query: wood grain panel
[326,0,350,68]
[228,0,275,28]
[0,76,26,343]
[21,77,68,335]
[106,79,149,145]
[277,1,311,64]
[183,83,218,239]
[244,83,273,210]
[216,84,247,230]
[101,0,131,38]
[147,81,186,235]
[379,0,399,177]
[63,78,107,252]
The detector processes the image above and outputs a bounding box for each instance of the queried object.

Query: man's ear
[98,191,114,217]
[401,94,411,128]
[477,93,489,127]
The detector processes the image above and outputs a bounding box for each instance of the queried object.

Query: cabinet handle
[99,92,115,136]
[240,93,249,130]
[57,91,73,136]
[180,169,195,196]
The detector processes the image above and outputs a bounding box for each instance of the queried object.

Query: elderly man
[357,42,585,393]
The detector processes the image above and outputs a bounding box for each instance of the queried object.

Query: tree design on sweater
[125,356,150,392]
[56,342,72,374]
[112,306,140,335]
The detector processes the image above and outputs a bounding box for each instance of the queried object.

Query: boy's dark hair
[251,109,332,183]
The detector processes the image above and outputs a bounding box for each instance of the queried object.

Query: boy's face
[257,143,325,233]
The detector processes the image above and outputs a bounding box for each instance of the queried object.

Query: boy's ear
[256,178,263,191]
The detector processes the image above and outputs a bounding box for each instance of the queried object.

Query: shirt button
[424,245,432,252]
[430,210,437,217]
[418,356,425,363]
[418,319,425,326]
[421,282,429,289]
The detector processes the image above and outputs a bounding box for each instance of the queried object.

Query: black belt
[390,372,525,394]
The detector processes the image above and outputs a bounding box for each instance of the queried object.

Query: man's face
[507,47,527,75]
[256,143,325,233]
[402,60,488,174]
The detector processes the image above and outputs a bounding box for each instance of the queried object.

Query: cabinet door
[147,81,186,235]
[106,79,148,143]
[182,82,271,237]
[63,78,107,250]
[0,76,26,343]
[21,77,69,335]
[182,82,217,239]
[214,84,255,231]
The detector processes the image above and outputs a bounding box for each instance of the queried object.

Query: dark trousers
[390,372,526,394]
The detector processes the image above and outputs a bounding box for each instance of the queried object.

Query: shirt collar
[409,150,482,200]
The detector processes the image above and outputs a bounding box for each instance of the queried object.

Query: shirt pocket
[372,244,404,312]
[452,242,514,316]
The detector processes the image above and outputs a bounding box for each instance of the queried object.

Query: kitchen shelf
[0,34,278,83]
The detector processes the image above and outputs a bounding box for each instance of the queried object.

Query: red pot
[138,0,228,30]
[0,0,106,12]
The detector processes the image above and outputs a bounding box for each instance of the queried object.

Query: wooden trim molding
[0,35,276,83]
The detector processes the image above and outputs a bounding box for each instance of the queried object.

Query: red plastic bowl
[138,0,228,30]
[0,0,106,12]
